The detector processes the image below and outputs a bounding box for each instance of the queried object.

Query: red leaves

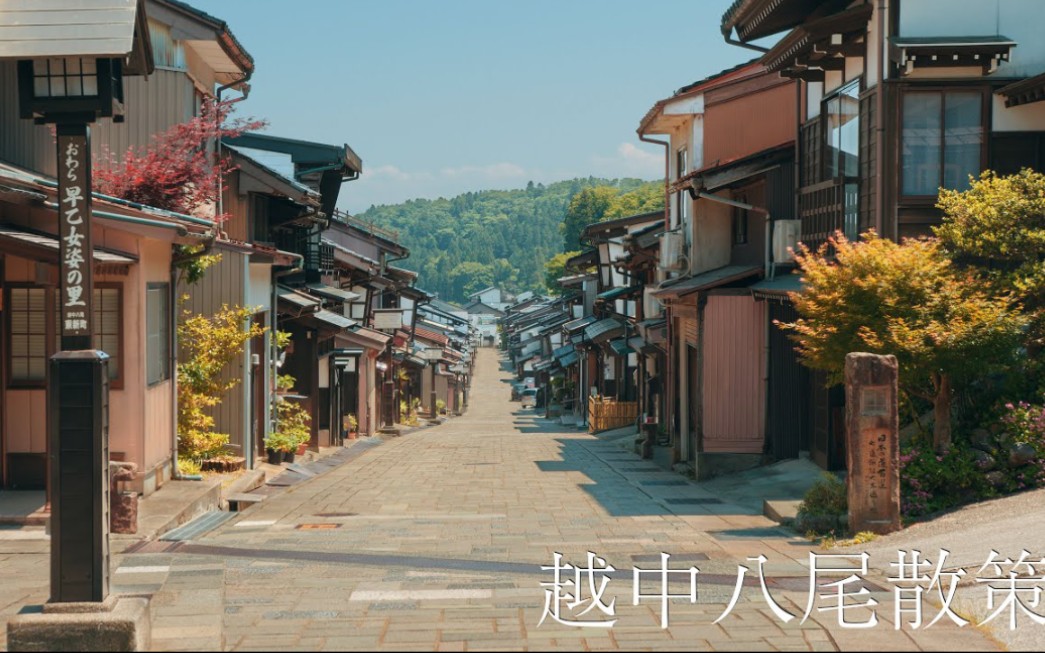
[93,98,265,218]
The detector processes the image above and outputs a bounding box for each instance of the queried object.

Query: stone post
[844,352,901,535]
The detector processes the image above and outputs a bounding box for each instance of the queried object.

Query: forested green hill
[357,177,660,303]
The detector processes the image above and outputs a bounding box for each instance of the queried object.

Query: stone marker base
[378,426,402,437]
[7,596,150,652]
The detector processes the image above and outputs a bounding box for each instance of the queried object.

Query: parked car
[520,388,538,408]
[510,383,526,401]
[523,376,535,389]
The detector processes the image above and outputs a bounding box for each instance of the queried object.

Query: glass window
[147,284,170,385]
[8,287,48,384]
[902,91,983,196]
[675,148,688,227]
[824,80,860,179]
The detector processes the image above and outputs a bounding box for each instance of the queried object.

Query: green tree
[544,250,583,293]
[605,182,664,220]
[935,169,1045,352]
[560,186,619,251]
[779,232,1025,452]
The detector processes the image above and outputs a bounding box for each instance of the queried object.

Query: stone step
[226,493,264,512]
[763,499,802,524]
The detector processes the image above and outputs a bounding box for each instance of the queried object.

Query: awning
[608,338,634,357]
[564,315,597,334]
[336,326,391,350]
[997,72,1045,108]
[394,352,428,369]
[0,225,137,269]
[277,285,321,311]
[557,350,580,368]
[597,285,643,302]
[750,273,805,300]
[628,336,661,355]
[584,318,625,343]
[652,266,762,300]
[891,36,1016,76]
[533,358,556,372]
[306,283,360,303]
[552,344,574,359]
[669,142,794,195]
[312,309,356,330]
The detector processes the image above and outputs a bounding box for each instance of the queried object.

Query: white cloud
[589,142,663,178]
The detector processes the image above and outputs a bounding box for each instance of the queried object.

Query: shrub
[900,443,987,518]
[796,473,847,535]
[436,399,447,415]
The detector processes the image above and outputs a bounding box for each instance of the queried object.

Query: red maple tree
[93,98,265,219]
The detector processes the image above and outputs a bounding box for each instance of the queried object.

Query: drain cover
[313,513,357,518]
[296,523,341,530]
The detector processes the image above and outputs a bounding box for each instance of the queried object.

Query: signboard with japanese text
[57,129,93,343]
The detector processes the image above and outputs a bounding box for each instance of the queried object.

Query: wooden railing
[588,396,639,434]
[798,179,858,253]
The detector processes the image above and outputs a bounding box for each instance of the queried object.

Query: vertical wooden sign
[56,124,93,349]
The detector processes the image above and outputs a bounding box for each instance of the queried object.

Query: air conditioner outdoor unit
[772,220,802,263]
[643,287,663,319]
[658,231,685,271]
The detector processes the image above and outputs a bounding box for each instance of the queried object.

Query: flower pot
[266,449,282,465]
[296,442,307,456]
[282,451,295,464]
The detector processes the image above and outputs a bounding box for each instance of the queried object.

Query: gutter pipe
[44,202,191,235]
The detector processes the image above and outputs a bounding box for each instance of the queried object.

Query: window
[8,285,122,386]
[147,283,170,385]
[8,287,48,384]
[902,90,984,197]
[251,193,271,244]
[824,80,860,179]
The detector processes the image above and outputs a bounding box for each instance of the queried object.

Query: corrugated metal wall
[704,82,796,166]
[178,250,249,456]
[702,295,765,454]
[0,62,195,177]
[766,302,809,460]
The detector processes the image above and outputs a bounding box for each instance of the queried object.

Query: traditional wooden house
[0,0,252,493]
[721,0,1045,469]
[641,60,806,478]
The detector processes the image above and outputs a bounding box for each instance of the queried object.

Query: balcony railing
[798,178,858,253]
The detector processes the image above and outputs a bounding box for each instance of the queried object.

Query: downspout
[724,32,770,54]
[215,72,252,225]
[638,131,671,454]
[875,0,889,238]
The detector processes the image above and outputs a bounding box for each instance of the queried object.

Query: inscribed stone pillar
[844,352,901,535]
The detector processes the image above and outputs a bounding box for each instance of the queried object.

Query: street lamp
[421,347,444,418]
[373,308,405,434]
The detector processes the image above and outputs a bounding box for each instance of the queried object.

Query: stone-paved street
[2,349,999,651]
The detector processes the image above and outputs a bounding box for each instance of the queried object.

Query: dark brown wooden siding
[991,132,1045,176]
[859,89,877,234]
[766,161,796,221]
[800,117,823,188]
[766,302,809,460]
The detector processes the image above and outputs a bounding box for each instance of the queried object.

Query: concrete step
[114,478,222,546]
[226,493,265,512]
[763,499,802,524]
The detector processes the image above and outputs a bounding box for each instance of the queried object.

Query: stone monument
[844,352,901,535]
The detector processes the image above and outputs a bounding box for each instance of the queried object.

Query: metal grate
[159,511,236,542]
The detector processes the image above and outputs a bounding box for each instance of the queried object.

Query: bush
[900,443,987,518]
[796,473,847,534]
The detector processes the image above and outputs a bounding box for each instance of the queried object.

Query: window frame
[731,193,749,247]
[675,147,688,228]
[898,85,990,204]
[6,282,124,389]
[146,282,171,387]
[820,78,862,182]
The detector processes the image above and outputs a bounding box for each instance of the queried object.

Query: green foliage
[781,231,1026,450]
[269,332,311,451]
[560,181,664,251]
[177,458,202,477]
[899,443,987,518]
[936,169,1045,384]
[177,304,266,462]
[543,250,584,293]
[436,398,447,415]
[357,177,657,303]
[798,473,848,518]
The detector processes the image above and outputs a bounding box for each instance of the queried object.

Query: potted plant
[263,432,293,465]
[343,413,358,439]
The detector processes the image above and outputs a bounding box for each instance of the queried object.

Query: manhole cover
[296,523,341,530]
[313,513,357,518]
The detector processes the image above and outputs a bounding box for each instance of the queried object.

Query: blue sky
[190,0,755,213]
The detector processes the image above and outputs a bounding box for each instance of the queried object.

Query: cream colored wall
[139,238,175,475]
[994,95,1045,131]
[691,200,732,274]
